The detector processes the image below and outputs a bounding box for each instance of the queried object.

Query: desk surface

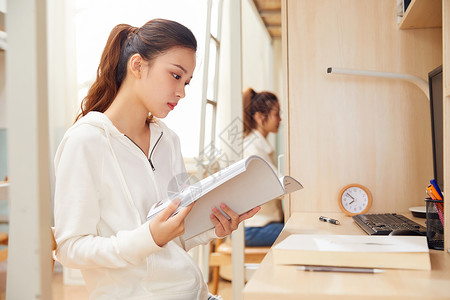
[243,212,450,300]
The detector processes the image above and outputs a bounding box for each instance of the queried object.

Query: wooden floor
[0,261,233,300]
[51,270,233,299]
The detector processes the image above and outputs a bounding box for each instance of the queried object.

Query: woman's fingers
[157,198,181,221]
[219,204,239,230]
[150,200,194,246]
[171,202,194,224]
[210,204,262,238]
[211,206,230,230]
[155,200,260,241]
[239,206,261,222]
[209,213,224,230]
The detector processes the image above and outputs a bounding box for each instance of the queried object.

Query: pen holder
[425,198,444,250]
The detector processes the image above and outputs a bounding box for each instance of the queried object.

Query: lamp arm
[327,67,429,101]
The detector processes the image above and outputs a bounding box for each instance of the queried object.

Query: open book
[147,155,303,239]
[273,234,431,270]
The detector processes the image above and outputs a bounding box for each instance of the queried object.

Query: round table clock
[338,184,372,216]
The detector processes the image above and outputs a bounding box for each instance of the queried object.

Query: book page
[182,156,287,239]
[281,176,303,193]
[146,157,250,220]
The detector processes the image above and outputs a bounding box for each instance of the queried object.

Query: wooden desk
[243,212,450,300]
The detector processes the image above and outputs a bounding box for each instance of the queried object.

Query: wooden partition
[282,0,442,218]
[443,0,449,251]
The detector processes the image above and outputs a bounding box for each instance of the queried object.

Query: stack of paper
[272,234,431,270]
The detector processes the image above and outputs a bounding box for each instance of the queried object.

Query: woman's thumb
[158,198,181,220]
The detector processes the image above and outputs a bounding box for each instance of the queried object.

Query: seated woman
[242,88,284,247]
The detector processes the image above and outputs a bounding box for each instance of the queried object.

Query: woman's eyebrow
[172,63,187,74]
[172,63,193,79]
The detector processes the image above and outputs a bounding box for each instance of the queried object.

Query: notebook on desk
[272,234,431,270]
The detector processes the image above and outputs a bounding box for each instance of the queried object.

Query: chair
[0,232,7,262]
[0,232,7,300]
[0,181,8,263]
[209,238,270,295]
[0,230,56,267]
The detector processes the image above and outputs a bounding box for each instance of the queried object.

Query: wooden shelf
[399,0,442,29]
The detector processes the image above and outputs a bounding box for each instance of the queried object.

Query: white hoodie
[53,112,217,300]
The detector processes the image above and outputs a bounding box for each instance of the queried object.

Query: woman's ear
[254,111,265,127]
[129,54,143,79]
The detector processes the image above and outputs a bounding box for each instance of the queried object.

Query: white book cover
[147,155,303,239]
[273,234,431,270]
[274,234,430,253]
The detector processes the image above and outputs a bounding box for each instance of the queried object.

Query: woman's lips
[168,102,177,110]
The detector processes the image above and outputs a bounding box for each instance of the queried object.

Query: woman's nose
[176,86,185,99]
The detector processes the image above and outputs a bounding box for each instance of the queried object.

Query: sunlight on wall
[74,0,207,158]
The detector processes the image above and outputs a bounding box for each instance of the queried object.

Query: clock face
[338,184,372,216]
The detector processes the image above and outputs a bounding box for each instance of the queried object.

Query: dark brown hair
[75,19,197,121]
[243,88,279,137]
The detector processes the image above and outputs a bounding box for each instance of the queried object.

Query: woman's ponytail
[76,24,137,121]
[243,88,256,136]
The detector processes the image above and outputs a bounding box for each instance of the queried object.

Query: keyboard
[352,213,427,235]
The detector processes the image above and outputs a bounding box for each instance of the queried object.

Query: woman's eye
[172,73,181,80]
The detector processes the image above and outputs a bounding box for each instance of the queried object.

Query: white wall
[0,51,5,129]
[272,38,284,172]
[241,0,273,92]
[0,51,6,180]
[0,0,7,180]
[241,0,282,164]
[216,0,276,165]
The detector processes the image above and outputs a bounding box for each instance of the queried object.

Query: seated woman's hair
[242,88,279,136]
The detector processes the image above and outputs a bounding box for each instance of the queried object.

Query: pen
[430,179,444,199]
[296,266,385,274]
[319,216,340,225]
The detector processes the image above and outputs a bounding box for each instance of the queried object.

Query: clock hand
[345,192,356,204]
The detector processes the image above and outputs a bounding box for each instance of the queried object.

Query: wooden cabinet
[399,0,450,254]
[282,0,448,250]
[398,0,449,251]
[399,0,442,29]
[443,0,450,251]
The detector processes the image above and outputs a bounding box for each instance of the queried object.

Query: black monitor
[429,65,443,192]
